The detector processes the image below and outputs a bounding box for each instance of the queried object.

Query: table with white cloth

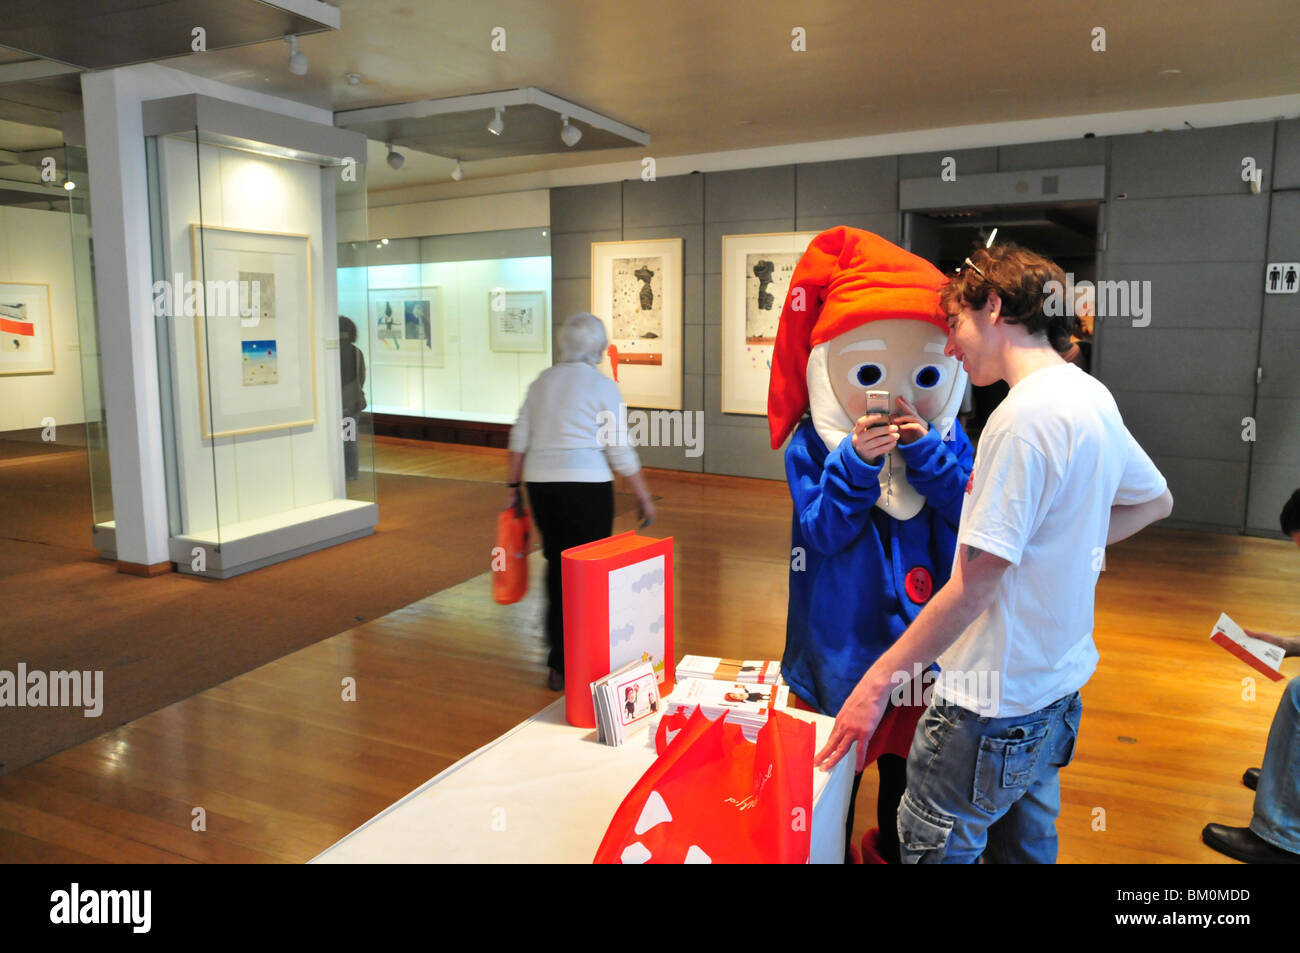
[312,696,855,864]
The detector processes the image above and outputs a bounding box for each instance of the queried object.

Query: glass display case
[337,227,552,424]
[143,95,375,577]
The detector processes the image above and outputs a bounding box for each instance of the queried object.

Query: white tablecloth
[312,698,854,864]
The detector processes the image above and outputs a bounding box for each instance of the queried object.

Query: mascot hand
[852,413,899,465]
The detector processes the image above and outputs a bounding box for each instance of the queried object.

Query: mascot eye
[853,363,886,387]
[914,365,944,389]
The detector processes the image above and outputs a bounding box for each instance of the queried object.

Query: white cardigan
[508,362,642,482]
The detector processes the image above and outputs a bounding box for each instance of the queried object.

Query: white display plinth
[311,696,854,864]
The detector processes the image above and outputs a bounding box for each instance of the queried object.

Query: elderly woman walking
[507,312,656,691]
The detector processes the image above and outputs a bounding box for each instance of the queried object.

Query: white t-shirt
[934,362,1167,717]
[508,362,641,482]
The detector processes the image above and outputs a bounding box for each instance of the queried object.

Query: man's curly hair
[939,243,1073,353]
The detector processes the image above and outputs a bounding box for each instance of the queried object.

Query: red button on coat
[905,566,933,604]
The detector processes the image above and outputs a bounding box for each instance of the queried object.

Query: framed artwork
[720,231,818,415]
[488,289,547,353]
[189,225,316,439]
[368,286,443,367]
[0,281,54,376]
[590,238,682,410]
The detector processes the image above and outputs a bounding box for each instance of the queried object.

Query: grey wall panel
[1251,398,1300,466]
[1273,118,1300,190]
[550,277,589,324]
[1110,123,1273,199]
[704,166,796,222]
[705,218,796,274]
[998,137,1108,172]
[683,372,704,411]
[1246,463,1300,533]
[622,174,704,227]
[1152,455,1247,529]
[898,147,997,179]
[1266,190,1300,256]
[683,273,704,325]
[703,325,720,382]
[637,437,704,473]
[1105,196,1267,264]
[795,156,898,215]
[796,211,899,240]
[1098,327,1259,397]
[704,272,721,326]
[1111,389,1253,464]
[1098,262,1262,330]
[1258,324,1300,399]
[704,424,787,481]
[551,229,621,279]
[550,183,621,233]
[683,324,704,375]
[622,224,704,275]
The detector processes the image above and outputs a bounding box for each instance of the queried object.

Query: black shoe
[1202,824,1300,864]
[547,668,565,692]
[1243,767,1261,790]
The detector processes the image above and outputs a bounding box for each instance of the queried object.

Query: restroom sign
[1265,262,1299,294]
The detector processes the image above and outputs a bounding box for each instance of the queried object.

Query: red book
[561,532,675,728]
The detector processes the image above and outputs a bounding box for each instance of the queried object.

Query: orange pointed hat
[766,226,950,449]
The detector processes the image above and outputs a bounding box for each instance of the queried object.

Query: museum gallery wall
[338,253,552,423]
[0,206,88,432]
[153,135,346,538]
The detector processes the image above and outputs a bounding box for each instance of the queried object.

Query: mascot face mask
[767,227,968,521]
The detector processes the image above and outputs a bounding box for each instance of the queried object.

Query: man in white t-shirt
[814,244,1172,863]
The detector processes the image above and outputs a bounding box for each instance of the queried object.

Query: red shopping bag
[593,707,814,864]
[492,507,530,605]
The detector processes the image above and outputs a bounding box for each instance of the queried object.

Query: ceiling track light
[62,178,75,191]
[560,114,582,147]
[286,35,308,76]
[451,159,464,182]
[487,106,505,136]
[385,142,404,170]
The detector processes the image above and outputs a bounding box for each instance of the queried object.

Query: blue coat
[782,417,974,716]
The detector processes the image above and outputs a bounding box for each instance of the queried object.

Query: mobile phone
[864,390,891,425]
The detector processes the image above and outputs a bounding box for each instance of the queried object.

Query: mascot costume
[767,227,973,863]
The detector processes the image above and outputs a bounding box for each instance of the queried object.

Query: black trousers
[844,753,907,864]
[525,481,615,672]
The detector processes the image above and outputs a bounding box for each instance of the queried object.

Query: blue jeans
[898,691,1082,864]
[1251,678,1300,854]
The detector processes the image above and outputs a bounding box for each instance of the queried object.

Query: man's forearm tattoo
[965,544,986,564]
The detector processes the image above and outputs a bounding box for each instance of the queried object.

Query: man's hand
[893,395,930,445]
[1245,628,1300,658]
[814,673,892,773]
[852,413,898,464]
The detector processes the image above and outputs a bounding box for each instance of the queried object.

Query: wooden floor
[0,438,1296,863]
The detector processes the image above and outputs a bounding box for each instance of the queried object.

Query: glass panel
[147,123,374,572]
[339,226,552,423]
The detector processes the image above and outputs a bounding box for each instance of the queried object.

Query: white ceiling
[6,0,1300,197]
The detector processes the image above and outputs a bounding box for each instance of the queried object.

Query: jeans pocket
[973,718,1051,814]
[922,701,961,748]
[897,790,954,863]
[1051,694,1083,768]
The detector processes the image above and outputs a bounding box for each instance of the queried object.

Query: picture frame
[590,238,682,410]
[0,281,55,376]
[720,231,818,415]
[488,289,547,353]
[368,286,444,367]
[189,225,316,439]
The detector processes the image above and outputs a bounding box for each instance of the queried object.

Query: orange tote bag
[492,507,530,605]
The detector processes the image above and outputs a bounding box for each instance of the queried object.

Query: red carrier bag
[492,507,530,605]
[594,708,814,864]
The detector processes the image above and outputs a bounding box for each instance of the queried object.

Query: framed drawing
[0,281,54,376]
[190,225,316,439]
[368,286,443,367]
[721,231,818,415]
[590,238,682,410]
[488,290,547,353]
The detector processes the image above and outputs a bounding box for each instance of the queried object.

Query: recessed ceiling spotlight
[560,115,582,147]
[1159,68,1182,75]
[451,159,464,181]
[345,72,362,86]
[286,35,308,76]
[487,107,505,136]
[385,143,404,170]
[381,238,389,245]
